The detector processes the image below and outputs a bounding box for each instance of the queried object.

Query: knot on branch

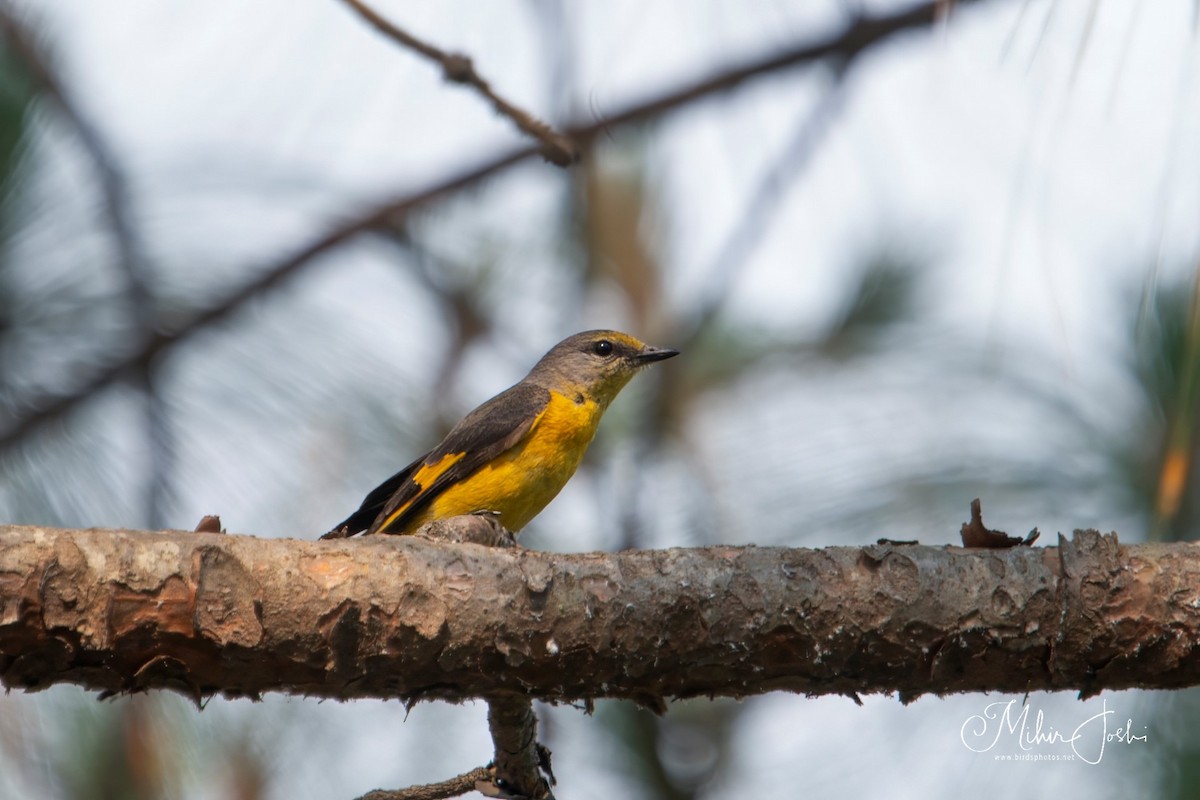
[441,53,475,83]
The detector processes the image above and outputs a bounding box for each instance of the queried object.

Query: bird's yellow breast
[406,391,603,533]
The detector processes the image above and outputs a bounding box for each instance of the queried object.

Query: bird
[323,330,678,539]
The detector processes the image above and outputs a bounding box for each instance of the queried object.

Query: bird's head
[527,329,678,407]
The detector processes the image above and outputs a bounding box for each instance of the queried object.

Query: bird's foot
[417,511,517,547]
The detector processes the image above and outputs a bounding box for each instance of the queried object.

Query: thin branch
[0,143,534,452]
[356,766,492,800]
[0,0,985,454]
[487,695,553,799]
[572,1,968,136]
[2,522,1198,704]
[337,0,577,167]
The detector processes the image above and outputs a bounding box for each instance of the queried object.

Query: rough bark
[2,524,1199,706]
[486,695,553,799]
[355,766,493,800]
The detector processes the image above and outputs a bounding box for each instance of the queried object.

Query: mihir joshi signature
[960,699,1147,764]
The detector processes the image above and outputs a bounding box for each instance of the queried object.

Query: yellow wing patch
[375,451,466,533]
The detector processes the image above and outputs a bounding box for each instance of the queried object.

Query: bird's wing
[322,383,550,538]
[320,453,426,538]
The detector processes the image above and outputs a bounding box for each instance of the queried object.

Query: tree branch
[2,522,1198,705]
[355,766,492,800]
[486,694,552,799]
[337,0,577,166]
[0,0,985,455]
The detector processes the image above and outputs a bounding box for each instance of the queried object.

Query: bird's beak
[633,344,679,364]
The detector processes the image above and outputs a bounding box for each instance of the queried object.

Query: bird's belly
[422,392,601,532]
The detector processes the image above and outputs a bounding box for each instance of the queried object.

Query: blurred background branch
[0,3,171,529]
[0,0,970,455]
[338,0,578,166]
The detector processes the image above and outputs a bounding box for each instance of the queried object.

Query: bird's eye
[592,339,613,356]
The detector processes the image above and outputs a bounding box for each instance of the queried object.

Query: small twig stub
[960,498,1039,548]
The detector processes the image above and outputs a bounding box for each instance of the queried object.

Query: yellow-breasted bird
[323,330,678,538]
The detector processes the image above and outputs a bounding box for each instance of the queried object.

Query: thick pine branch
[2,523,1198,706]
